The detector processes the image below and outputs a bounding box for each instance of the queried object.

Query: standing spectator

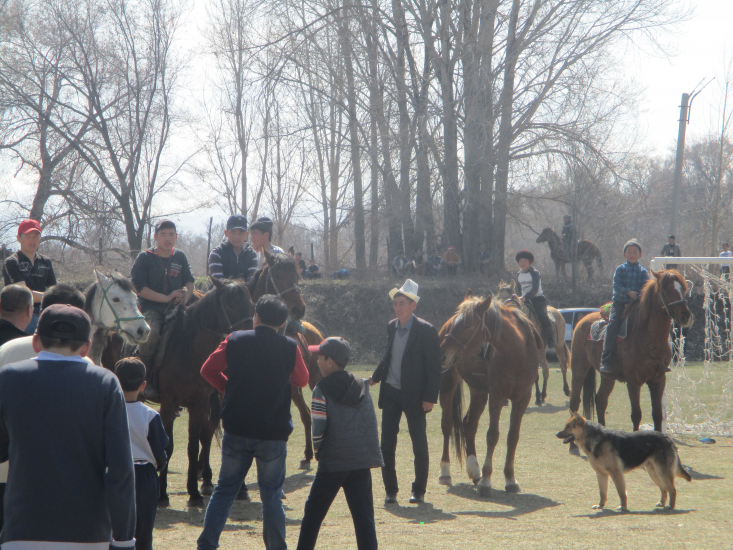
[0,305,135,548]
[295,252,307,276]
[0,285,33,347]
[392,250,408,277]
[561,215,577,257]
[476,243,492,275]
[208,214,258,282]
[369,280,441,505]
[426,249,442,276]
[250,217,284,268]
[720,242,731,280]
[198,295,310,550]
[660,235,681,270]
[2,219,57,334]
[296,337,383,550]
[442,246,461,275]
[115,358,169,550]
[307,258,321,279]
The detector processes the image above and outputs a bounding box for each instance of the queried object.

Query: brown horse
[536,227,602,279]
[496,280,571,403]
[248,248,325,468]
[438,291,542,496]
[568,270,693,453]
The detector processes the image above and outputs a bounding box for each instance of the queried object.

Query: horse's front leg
[464,386,488,485]
[439,369,461,486]
[556,340,571,397]
[534,371,541,406]
[648,377,667,432]
[477,394,503,497]
[291,385,312,469]
[187,403,206,505]
[626,381,643,431]
[504,387,532,493]
[198,421,215,496]
[158,400,177,507]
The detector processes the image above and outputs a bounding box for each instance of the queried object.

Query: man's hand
[369,377,378,387]
[167,289,186,303]
[627,290,639,300]
[422,401,434,413]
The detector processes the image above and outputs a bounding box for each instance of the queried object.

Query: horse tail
[582,366,596,420]
[453,378,466,466]
[209,390,223,445]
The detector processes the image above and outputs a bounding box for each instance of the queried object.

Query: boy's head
[623,239,642,262]
[398,250,405,257]
[33,304,91,355]
[564,215,571,223]
[668,235,675,245]
[115,357,147,393]
[254,294,288,328]
[249,217,274,250]
[309,336,351,376]
[515,250,534,271]
[724,242,730,251]
[154,219,177,251]
[225,214,248,248]
[16,219,42,256]
[432,248,439,256]
[41,284,86,310]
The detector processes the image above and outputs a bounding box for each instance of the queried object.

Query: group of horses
[85,253,693,505]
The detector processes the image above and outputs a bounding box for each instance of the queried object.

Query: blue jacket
[612,261,649,303]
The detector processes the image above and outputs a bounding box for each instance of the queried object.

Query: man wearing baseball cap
[0,304,135,548]
[2,219,57,334]
[249,217,284,268]
[208,214,258,282]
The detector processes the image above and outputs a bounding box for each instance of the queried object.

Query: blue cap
[227,214,248,231]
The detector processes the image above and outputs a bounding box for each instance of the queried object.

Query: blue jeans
[198,433,288,550]
[24,310,40,335]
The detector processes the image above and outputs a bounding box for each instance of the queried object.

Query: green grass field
[154,364,733,549]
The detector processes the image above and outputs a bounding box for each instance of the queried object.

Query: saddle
[588,302,633,343]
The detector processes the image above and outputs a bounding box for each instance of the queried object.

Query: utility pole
[206,217,213,275]
[669,93,689,237]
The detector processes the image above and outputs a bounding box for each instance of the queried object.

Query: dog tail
[453,378,466,466]
[676,454,692,482]
[582,366,596,420]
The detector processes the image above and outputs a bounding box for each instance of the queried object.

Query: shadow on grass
[446,483,560,518]
[156,498,302,530]
[383,501,456,523]
[572,507,694,519]
[525,403,568,415]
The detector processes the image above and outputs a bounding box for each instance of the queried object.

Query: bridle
[218,294,253,334]
[98,279,146,331]
[659,288,687,320]
[442,311,491,371]
[267,268,299,300]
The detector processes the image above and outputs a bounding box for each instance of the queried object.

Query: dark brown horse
[438,291,542,496]
[248,248,325,468]
[536,227,602,279]
[568,270,693,454]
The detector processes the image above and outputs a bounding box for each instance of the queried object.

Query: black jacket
[371,316,441,412]
[0,319,28,348]
[208,240,258,281]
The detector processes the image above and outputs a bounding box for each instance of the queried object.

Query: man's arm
[200,337,229,394]
[184,281,195,305]
[523,270,540,299]
[311,384,327,459]
[147,413,170,472]
[660,245,667,256]
[371,324,393,384]
[137,286,182,304]
[103,379,136,547]
[422,323,442,410]
[613,265,629,296]
[208,248,225,281]
[291,346,309,388]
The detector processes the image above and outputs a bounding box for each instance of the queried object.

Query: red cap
[18,219,41,235]
[308,345,321,355]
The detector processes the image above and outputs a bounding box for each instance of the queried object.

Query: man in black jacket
[0,285,33,347]
[370,279,441,505]
[208,214,258,282]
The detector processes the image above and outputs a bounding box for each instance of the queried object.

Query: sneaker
[409,493,424,504]
[384,493,397,505]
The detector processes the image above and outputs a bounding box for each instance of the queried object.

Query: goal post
[650,256,732,271]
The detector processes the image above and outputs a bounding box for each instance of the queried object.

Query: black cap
[227,214,248,231]
[515,250,534,264]
[115,358,147,391]
[154,219,176,234]
[309,337,351,367]
[37,304,91,341]
[668,235,675,239]
[250,217,273,234]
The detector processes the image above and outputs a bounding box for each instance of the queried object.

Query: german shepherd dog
[556,412,691,510]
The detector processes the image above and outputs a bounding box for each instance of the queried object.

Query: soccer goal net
[649,257,733,437]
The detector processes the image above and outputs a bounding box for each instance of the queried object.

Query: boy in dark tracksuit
[208,214,258,282]
[515,250,556,348]
[297,337,383,550]
[115,358,170,550]
[600,239,649,375]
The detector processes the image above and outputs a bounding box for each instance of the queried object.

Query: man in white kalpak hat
[369,279,441,505]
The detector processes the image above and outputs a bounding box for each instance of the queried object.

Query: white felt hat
[389,279,420,303]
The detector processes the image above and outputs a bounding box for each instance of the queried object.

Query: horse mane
[629,271,687,328]
[455,296,504,339]
[84,272,135,319]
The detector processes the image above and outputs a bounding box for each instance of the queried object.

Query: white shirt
[256,244,285,267]
[0,336,95,368]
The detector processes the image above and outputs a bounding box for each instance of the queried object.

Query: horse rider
[515,250,557,348]
[131,219,195,397]
[208,214,258,282]
[2,219,57,335]
[660,235,681,271]
[561,215,576,258]
[250,217,284,271]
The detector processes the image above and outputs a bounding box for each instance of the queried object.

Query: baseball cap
[115,358,147,391]
[37,304,91,341]
[309,337,351,367]
[226,214,248,231]
[18,219,42,235]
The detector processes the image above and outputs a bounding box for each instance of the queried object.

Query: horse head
[496,280,516,303]
[651,270,694,328]
[210,277,254,333]
[440,293,496,369]
[262,247,306,320]
[536,228,554,244]
[89,269,150,344]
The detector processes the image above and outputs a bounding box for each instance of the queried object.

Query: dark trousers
[602,301,627,355]
[0,482,5,531]
[527,295,552,333]
[380,383,429,496]
[297,468,377,550]
[135,463,159,550]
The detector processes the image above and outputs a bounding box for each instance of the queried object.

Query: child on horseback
[515,250,557,348]
[599,238,649,375]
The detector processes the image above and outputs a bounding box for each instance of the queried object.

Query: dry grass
[154,366,732,549]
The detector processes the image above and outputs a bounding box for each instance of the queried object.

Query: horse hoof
[564,387,570,397]
[201,483,214,496]
[188,496,205,507]
[505,483,520,494]
[535,400,542,407]
[477,485,492,498]
[438,475,452,486]
[299,459,311,470]
[472,477,481,486]
[236,489,249,501]
[157,497,170,508]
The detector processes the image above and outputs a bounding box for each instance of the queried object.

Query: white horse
[85,269,150,366]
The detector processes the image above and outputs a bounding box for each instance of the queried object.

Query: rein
[267,269,298,300]
[659,290,687,320]
[443,311,490,371]
[98,280,146,331]
[205,293,253,339]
